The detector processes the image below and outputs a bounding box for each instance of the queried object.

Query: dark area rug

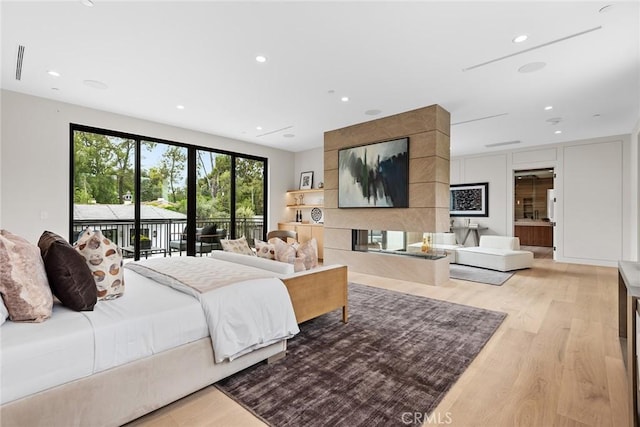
[450,264,515,286]
[216,283,507,426]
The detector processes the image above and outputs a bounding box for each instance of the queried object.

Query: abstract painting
[338,138,409,208]
[450,182,489,217]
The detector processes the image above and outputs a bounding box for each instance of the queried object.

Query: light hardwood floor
[127,258,627,427]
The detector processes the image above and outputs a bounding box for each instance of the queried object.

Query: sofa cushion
[255,239,276,260]
[297,238,319,270]
[479,235,521,250]
[75,228,124,301]
[273,238,306,272]
[221,236,255,256]
[456,246,533,271]
[0,230,53,322]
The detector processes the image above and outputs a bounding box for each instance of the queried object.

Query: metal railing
[72,218,264,257]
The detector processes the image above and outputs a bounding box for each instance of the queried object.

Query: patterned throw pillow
[221,236,256,256]
[255,239,275,260]
[297,238,319,270]
[273,238,306,272]
[75,228,125,300]
[0,229,53,322]
[39,230,97,311]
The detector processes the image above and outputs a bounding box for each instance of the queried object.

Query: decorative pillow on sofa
[255,239,276,260]
[75,228,125,300]
[297,238,319,270]
[221,236,255,256]
[0,229,53,322]
[273,238,306,272]
[38,230,97,311]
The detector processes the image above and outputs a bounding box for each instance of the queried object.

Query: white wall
[0,90,295,243]
[294,147,324,189]
[633,116,640,260]
[452,135,634,267]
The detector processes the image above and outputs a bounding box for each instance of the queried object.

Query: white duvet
[125,257,300,362]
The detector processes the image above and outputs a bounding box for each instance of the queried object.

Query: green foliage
[73,131,266,223]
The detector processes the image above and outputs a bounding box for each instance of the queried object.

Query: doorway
[514,168,555,259]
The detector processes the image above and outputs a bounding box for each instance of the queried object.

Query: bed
[0,256,348,427]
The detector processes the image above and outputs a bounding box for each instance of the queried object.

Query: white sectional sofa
[455,235,533,272]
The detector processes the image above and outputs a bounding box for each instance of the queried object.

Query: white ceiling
[2,1,639,156]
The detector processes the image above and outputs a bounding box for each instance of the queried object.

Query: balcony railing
[72,218,264,257]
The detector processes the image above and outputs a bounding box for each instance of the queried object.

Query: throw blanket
[125,257,299,363]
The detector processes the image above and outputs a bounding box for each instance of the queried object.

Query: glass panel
[141,141,187,256]
[352,229,447,260]
[196,150,231,252]
[235,157,265,245]
[72,130,136,248]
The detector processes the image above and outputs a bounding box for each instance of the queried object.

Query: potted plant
[139,234,151,250]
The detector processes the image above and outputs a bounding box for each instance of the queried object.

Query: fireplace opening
[352,229,447,260]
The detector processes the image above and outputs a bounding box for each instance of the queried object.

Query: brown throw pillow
[38,230,97,311]
[0,229,53,322]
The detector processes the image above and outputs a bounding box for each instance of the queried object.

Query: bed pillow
[75,228,125,300]
[297,238,319,270]
[38,230,97,311]
[221,236,255,256]
[0,229,53,322]
[273,238,306,272]
[255,239,276,260]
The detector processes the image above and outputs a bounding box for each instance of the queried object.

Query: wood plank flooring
[126,258,628,427]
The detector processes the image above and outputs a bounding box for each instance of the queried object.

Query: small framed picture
[299,171,314,190]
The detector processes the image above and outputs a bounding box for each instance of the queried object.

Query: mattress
[85,269,209,372]
[0,269,209,404]
[1,303,94,405]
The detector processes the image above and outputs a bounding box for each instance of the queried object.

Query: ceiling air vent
[15,45,25,81]
[485,140,521,148]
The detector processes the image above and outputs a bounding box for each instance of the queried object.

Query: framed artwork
[338,137,409,208]
[450,182,489,217]
[299,171,314,190]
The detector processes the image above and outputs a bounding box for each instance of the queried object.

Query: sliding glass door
[71,124,267,260]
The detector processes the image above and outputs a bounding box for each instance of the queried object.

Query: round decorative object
[310,207,323,223]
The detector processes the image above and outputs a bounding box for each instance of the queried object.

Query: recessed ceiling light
[513,34,528,43]
[176,105,185,110]
[593,113,601,118]
[80,0,94,6]
[256,126,262,130]
[554,130,562,134]
[544,105,553,111]
[518,62,546,73]
[51,87,59,91]
[47,70,60,77]
[83,79,108,90]
[341,96,349,102]
[255,55,267,63]
[327,89,335,94]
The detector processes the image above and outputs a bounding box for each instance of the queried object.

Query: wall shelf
[286,189,324,194]
[286,204,323,208]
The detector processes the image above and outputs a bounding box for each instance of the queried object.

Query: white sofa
[455,235,533,272]
[407,233,463,262]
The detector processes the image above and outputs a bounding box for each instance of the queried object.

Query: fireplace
[352,229,447,260]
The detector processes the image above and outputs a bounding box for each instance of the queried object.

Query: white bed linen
[0,303,94,404]
[125,257,300,363]
[84,269,209,373]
